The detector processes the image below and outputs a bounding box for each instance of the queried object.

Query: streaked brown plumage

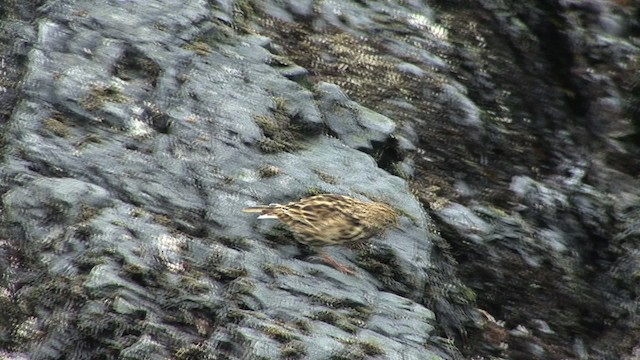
[242,194,399,274]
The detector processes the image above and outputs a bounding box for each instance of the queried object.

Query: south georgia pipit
[242,194,399,274]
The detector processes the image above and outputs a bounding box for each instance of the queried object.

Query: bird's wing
[291,200,365,244]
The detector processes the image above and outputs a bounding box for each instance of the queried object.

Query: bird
[242,194,399,274]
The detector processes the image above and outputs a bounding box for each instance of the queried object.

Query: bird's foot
[320,253,355,275]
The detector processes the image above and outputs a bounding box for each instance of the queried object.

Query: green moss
[262,263,297,277]
[77,308,143,348]
[258,165,281,178]
[0,122,9,162]
[231,0,259,33]
[313,169,338,185]
[356,246,398,276]
[305,187,325,197]
[394,207,418,226]
[261,325,298,343]
[82,83,130,111]
[210,266,250,281]
[312,310,358,334]
[184,41,212,56]
[73,224,94,242]
[292,319,312,335]
[255,98,306,153]
[356,339,385,356]
[203,250,225,268]
[336,321,358,334]
[347,305,373,322]
[280,340,307,358]
[130,207,146,218]
[256,138,281,153]
[174,343,217,360]
[390,162,411,180]
[331,338,386,359]
[217,236,253,251]
[74,133,103,149]
[226,308,247,323]
[75,248,110,270]
[328,349,366,360]
[153,213,173,226]
[232,0,257,19]
[123,263,164,288]
[122,263,145,278]
[43,116,72,138]
[458,284,477,304]
[310,293,352,308]
[21,276,87,311]
[79,205,99,222]
[179,274,211,294]
[13,316,39,344]
[268,55,294,68]
[312,310,340,324]
[225,278,255,296]
[263,224,296,246]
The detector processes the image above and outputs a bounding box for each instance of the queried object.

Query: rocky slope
[0,0,638,359]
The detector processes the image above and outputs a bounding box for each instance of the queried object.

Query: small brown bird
[242,194,399,274]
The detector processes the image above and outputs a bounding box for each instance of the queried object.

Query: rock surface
[0,0,638,359]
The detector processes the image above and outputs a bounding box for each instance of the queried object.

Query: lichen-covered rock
[0,0,638,359]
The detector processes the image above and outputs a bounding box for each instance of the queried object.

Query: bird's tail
[242,205,279,219]
[241,206,272,213]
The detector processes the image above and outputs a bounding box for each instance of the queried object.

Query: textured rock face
[0,0,639,359]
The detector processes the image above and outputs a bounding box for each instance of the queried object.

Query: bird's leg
[319,251,355,275]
